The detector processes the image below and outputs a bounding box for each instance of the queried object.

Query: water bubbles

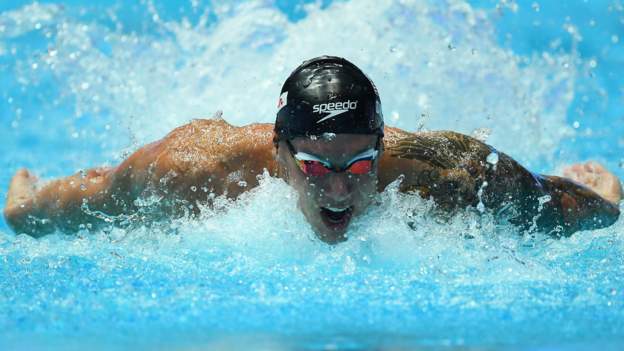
[612,35,620,44]
[573,121,580,128]
[31,62,38,70]
[81,82,90,90]
[531,2,540,12]
[190,185,197,192]
[237,180,247,188]
[589,59,597,68]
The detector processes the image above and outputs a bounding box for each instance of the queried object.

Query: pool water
[1,0,623,350]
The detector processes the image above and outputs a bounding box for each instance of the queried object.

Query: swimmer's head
[274,55,383,142]
[274,56,384,244]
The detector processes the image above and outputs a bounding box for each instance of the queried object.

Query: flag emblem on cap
[277,91,288,111]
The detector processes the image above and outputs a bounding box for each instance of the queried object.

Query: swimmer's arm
[381,129,620,236]
[3,139,168,236]
[529,174,620,235]
[4,119,276,237]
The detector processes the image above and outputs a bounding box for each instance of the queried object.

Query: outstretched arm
[380,128,621,236]
[3,138,171,237]
[3,119,276,237]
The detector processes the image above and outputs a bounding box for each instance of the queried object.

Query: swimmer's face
[278,134,381,244]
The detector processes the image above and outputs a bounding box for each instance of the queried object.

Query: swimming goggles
[285,139,379,177]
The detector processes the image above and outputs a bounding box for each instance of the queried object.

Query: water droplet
[589,59,597,68]
[573,121,580,129]
[471,128,491,142]
[391,111,400,121]
[486,152,499,166]
[32,63,38,70]
[476,202,485,213]
[538,195,551,205]
[322,133,336,141]
[81,82,90,90]
[611,35,619,44]
[190,185,197,192]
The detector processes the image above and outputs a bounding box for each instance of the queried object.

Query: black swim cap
[274,56,383,142]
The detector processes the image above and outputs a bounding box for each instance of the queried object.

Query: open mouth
[319,206,353,231]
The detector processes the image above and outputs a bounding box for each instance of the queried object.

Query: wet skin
[4,119,622,242]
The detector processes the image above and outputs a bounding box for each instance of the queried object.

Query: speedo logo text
[312,100,358,114]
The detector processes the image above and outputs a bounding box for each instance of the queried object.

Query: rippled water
[1,0,623,350]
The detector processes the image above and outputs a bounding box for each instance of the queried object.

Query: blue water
[1,0,623,350]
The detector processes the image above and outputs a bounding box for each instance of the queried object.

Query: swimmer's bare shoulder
[380,128,621,236]
[3,119,276,236]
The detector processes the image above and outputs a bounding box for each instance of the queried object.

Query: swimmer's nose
[323,173,352,203]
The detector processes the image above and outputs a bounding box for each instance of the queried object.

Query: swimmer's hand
[563,161,623,206]
[4,169,39,233]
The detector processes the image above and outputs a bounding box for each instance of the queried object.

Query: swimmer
[4,56,622,243]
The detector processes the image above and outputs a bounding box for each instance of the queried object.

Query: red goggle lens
[298,160,332,177]
[296,159,374,176]
[346,159,373,175]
